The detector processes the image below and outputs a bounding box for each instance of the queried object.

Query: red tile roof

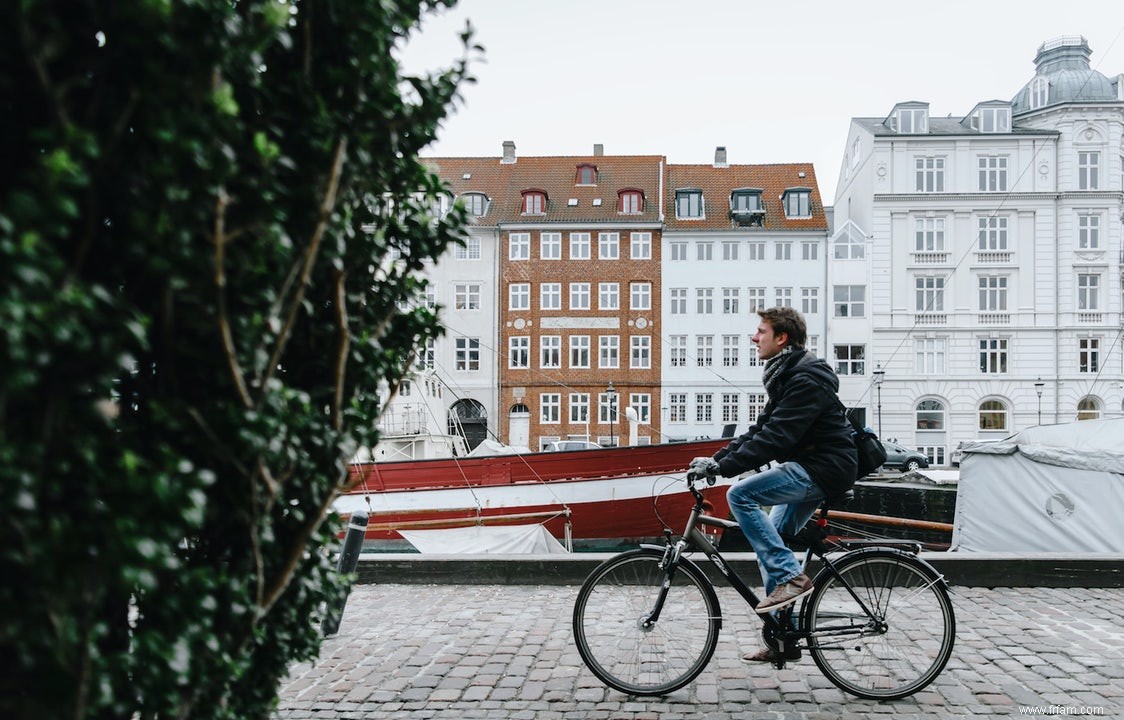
[664,163,828,231]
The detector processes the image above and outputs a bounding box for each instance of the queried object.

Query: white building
[832,36,1124,465]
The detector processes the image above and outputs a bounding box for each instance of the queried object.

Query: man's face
[752,320,788,360]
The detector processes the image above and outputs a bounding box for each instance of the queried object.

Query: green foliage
[0,1,475,717]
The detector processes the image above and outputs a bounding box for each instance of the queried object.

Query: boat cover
[399,524,569,554]
[951,417,1124,552]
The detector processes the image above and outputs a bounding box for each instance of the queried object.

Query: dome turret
[1011,36,1118,114]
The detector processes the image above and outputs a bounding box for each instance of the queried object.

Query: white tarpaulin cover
[399,524,569,554]
[951,418,1124,553]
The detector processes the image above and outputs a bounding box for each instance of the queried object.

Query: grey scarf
[761,346,798,399]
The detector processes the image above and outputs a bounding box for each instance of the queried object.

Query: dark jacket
[714,349,858,494]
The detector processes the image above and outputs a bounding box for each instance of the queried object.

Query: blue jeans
[726,462,824,595]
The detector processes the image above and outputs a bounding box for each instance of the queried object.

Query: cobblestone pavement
[276,585,1124,719]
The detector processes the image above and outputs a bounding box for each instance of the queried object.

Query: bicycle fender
[813,546,950,592]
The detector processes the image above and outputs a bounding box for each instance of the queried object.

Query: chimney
[593,143,604,156]
[501,140,516,164]
[714,146,728,168]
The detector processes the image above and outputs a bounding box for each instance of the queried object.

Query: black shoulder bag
[837,398,887,480]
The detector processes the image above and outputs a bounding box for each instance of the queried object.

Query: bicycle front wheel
[572,548,721,696]
[804,549,955,700]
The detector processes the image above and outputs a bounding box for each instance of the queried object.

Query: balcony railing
[978,313,1011,325]
[976,251,1013,264]
[915,313,947,325]
[912,252,950,265]
[1078,312,1103,323]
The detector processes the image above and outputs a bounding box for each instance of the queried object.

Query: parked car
[543,440,603,452]
[880,441,930,471]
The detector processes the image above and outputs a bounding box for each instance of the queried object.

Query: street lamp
[605,381,618,447]
[872,365,885,438]
[1034,378,1045,425]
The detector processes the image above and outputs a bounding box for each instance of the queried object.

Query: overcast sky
[398,0,1124,202]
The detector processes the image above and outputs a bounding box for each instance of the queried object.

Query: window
[801,241,818,260]
[598,232,619,259]
[897,107,927,133]
[747,335,762,366]
[807,335,819,357]
[668,393,687,423]
[509,232,530,260]
[722,394,740,423]
[540,232,562,260]
[669,335,687,367]
[569,282,591,310]
[509,283,530,310]
[459,192,489,217]
[599,335,619,368]
[454,283,481,310]
[1030,77,1049,109]
[978,276,1008,312]
[540,336,561,368]
[1078,151,1100,190]
[598,392,616,423]
[801,287,819,315]
[669,242,687,261]
[972,106,1011,132]
[747,287,766,312]
[722,287,740,314]
[630,336,651,368]
[455,337,480,371]
[599,282,619,310]
[1078,273,1100,310]
[569,393,589,423]
[833,286,866,318]
[509,336,529,368]
[747,393,766,424]
[521,190,545,214]
[979,338,1008,374]
[722,241,739,261]
[1078,213,1101,249]
[630,282,651,311]
[1077,396,1102,421]
[747,242,765,260]
[978,399,1008,431]
[541,283,562,311]
[783,190,811,218]
[915,276,945,312]
[569,232,591,260]
[630,393,651,424]
[915,338,946,374]
[619,190,643,213]
[978,156,1008,192]
[669,288,687,315]
[696,335,713,367]
[696,287,713,314]
[978,216,1008,251]
[774,287,792,308]
[540,394,561,423]
[455,236,481,260]
[697,241,714,261]
[915,156,945,192]
[569,336,590,368]
[731,189,763,212]
[576,163,597,185]
[916,400,945,430]
[695,393,713,423]
[834,228,865,259]
[722,335,739,367]
[676,189,704,218]
[833,345,865,376]
[915,218,945,251]
[775,241,792,260]
[417,337,435,371]
[631,232,652,259]
[1079,337,1100,373]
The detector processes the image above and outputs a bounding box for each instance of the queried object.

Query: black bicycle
[572,470,956,700]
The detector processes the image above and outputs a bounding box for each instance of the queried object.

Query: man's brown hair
[758,306,807,348]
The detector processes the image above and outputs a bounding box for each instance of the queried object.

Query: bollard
[321,511,368,636]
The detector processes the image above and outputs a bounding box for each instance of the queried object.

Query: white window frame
[508,283,530,310]
[630,232,652,259]
[569,335,590,368]
[569,232,591,260]
[598,232,619,260]
[630,282,651,311]
[508,336,530,368]
[569,282,591,310]
[540,393,561,424]
[509,232,530,261]
[630,336,651,368]
[598,282,619,310]
[598,335,619,369]
[540,232,562,260]
[669,287,687,315]
[540,283,562,311]
[540,335,561,368]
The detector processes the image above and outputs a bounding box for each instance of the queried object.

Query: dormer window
[783,188,811,219]
[730,189,765,227]
[969,105,1011,133]
[675,189,704,219]
[521,189,547,215]
[887,103,929,133]
[618,189,644,214]
[1030,77,1050,109]
[576,163,597,185]
[460,192,489,217]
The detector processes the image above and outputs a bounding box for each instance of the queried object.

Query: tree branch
[213,187,253,408]
[330,269,349,431]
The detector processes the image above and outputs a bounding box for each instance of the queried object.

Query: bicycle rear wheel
[803,548,955,700]
[572,548,721,696]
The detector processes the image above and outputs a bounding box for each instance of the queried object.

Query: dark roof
[851,117,1058,137]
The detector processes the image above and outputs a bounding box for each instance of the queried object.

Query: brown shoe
[741,645,801,663]
[755,573,813,614]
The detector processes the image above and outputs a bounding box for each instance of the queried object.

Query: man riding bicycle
[689,306,857,662]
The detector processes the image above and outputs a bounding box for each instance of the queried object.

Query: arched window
[1077,396,1102,421]
[915,399,945,430]
[978,399,1008,431]
[449,399,488,451]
